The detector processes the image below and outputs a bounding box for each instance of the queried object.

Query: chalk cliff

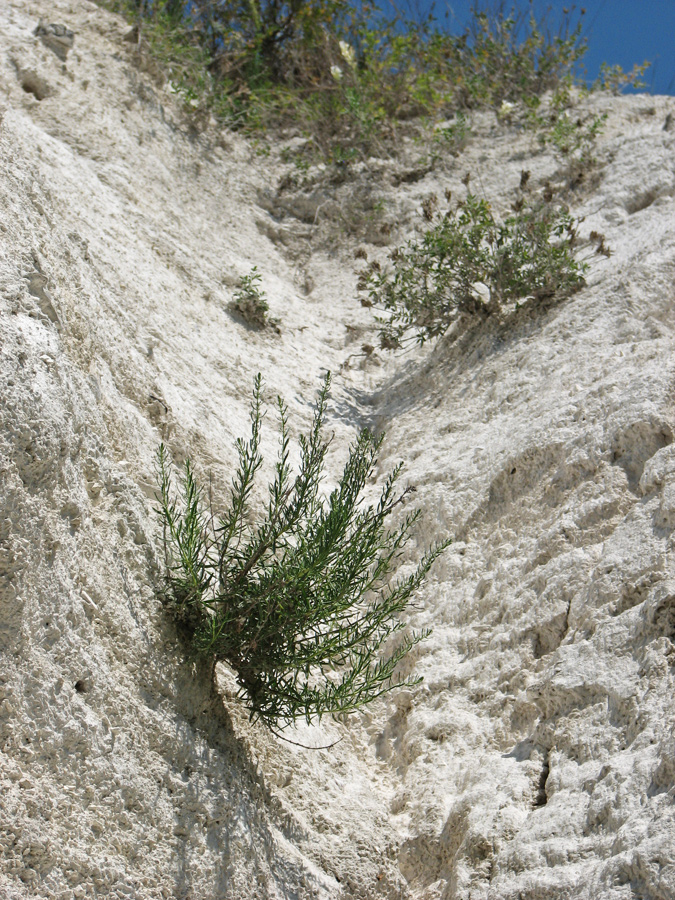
[2,2,675,898]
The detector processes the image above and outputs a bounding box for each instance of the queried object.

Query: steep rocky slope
[2,2,675,898]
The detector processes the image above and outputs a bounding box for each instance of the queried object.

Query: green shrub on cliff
[156,373,448,729]
[365,191,587,348]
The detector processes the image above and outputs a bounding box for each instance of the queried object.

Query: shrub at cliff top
[95,1,645,161]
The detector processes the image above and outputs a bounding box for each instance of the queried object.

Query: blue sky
[391,1,675,95]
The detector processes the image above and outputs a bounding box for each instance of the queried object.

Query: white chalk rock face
[1,1,675,898]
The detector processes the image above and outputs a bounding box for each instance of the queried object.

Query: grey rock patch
[34,18,74,61]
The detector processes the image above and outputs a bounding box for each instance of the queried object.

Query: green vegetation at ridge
[98,0,646,162]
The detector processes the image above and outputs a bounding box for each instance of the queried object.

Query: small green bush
[450,6,586,109]
[230,267,271,329]
[156,373,448,729]
[366,192,587,348]
[432,112,471,157]
[524,87,607,164]
[593,60,650,94]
